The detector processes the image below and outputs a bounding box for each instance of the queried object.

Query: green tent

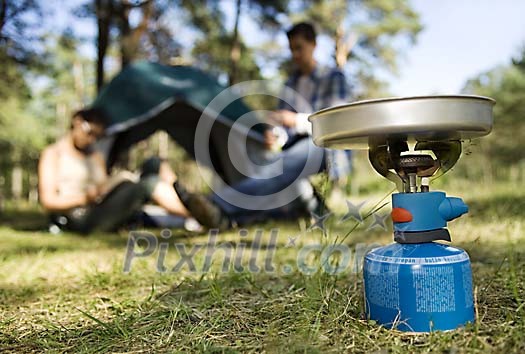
[93,61,266,185]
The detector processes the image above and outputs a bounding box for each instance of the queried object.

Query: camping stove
[309,95,495,332]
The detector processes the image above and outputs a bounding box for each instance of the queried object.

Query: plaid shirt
[279,66,349,112]
[278,66,352,180]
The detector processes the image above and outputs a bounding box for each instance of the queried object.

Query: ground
[0,182,524,353]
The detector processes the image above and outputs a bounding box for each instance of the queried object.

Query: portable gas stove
[309,95,495,332]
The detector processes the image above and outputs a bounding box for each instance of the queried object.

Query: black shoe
[173,181,230,230]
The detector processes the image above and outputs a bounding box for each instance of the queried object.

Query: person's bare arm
[91,151,109,191]
[38,147,89,212]
[92,152,141,198]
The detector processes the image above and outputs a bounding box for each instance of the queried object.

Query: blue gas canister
[363,242,475,332]
[363,191,475,332]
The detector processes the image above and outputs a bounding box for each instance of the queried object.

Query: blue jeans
[212,138,326,224]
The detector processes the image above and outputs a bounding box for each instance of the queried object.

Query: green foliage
[0,1,48,169]
[293,0,422,97]
[0,31,93,153]
[462,47,525,178]
[0,25,96,200]
[192,32,263,82]
[75,0,182,90]
[0,0,44,66]
[37,31,96,131]
[181,0,289,82]
[0,98,48,153]
[0,0,49,201]
[0,47,30,100]
[181,0,421,98]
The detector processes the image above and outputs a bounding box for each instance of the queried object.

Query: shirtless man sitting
[38,108,190,234]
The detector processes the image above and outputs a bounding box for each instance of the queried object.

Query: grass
[0,181,524,353]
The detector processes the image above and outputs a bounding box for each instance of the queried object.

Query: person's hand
[264,129,277,150]
[86,184,100,204]
[269,110,297,128]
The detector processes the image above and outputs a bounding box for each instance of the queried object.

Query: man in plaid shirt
[269,22,352,181]
[175,22,352,229]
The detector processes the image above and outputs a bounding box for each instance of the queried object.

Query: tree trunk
[119,0,152,69]
[28,174,38,204]
[56,102,68,135]
[73,60,85,105]
[96,0,112,93]
[0,0,7,37]
[229,0,242,85]
[0,171,4,214]
[335,26,358,69]
[11,161,22,201]
[335,24,347,69]
[118,1,131,68]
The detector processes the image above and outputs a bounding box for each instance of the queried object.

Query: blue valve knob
[439,197,469,221]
